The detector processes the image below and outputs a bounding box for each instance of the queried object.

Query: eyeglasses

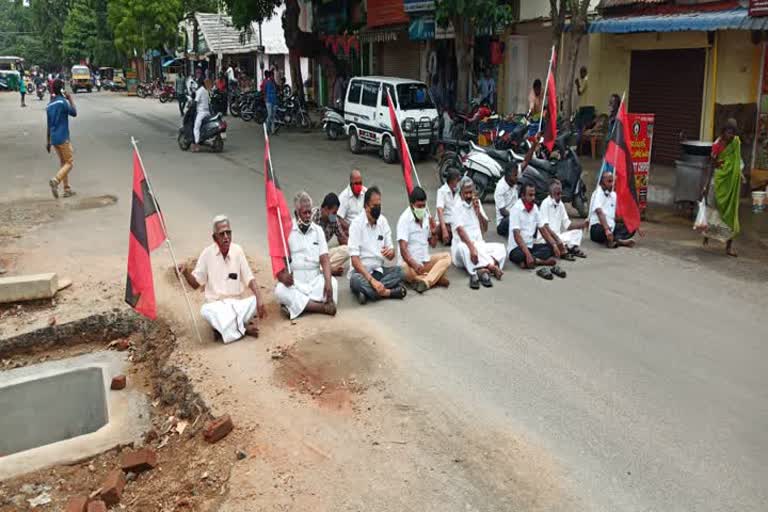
[217,230,232,237]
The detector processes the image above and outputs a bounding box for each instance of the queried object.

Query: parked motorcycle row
[229,87,311,134]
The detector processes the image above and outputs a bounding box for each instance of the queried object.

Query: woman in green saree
[702,118,745,257]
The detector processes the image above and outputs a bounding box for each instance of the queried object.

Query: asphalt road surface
[3,92,767,511]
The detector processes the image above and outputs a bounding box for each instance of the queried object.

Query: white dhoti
[274,273,338,320]
[200,296,257,344]
[559,229,583,248]
[451,239,507,276]
[328,245,349,270]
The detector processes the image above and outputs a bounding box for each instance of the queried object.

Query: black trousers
[496,217,509,237]
[590,223,634,244]
[509,244,553,264]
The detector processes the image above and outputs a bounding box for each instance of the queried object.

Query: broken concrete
[0,272,58,303]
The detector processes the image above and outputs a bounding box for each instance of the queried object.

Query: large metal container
[674,140,712,204]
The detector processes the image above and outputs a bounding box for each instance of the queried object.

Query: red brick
[114,339,131,351]
[87,501,107,512]
[110,375,126,390]
[99,469,125,506]
[203,414,234,443]
[65,496,88,512]
[120,447,157,473]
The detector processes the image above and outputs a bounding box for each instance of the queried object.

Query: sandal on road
[561,253,576,262]
[469,275,480,289]
[536,268,554,281]
[571,248,587,259]
[551,265,567,279]
[479,271,493,288]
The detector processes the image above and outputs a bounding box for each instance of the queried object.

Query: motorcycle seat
[485,148,512,162]
[529,157,557,175]
[204,113,222,123]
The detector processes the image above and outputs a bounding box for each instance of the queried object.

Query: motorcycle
[437,140,505,203]
[36,83,46,100]
[95,77,101,92]
[210,88,227,116]
[273,94,311,133]
[177,100,227,153]
[321,105,345,140]
[136,82,151,98]
[158,84,176,103]
[238,90,267,123]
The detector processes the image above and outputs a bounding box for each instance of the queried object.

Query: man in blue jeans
[264,71,278,135]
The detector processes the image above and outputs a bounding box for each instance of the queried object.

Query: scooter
[36,83,46,100]
[95,77,101,92]
[437,139,504,203]
[177,100,227,153]
[321,105,345,140]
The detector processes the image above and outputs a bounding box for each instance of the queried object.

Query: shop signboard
[749,0,768,16]
[404,0,434,13]
[409,15,435,40]
[627,113,655,211]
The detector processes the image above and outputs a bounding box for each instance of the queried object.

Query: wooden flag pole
[262,125,292,274]
[130,137,204,344]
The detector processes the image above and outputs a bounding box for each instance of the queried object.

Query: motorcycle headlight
[402,118,415,132]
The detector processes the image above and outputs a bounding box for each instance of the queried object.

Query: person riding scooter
[192,80,211,152]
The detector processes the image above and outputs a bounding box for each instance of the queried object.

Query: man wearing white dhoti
[537,180,588,260]
[179,215,266,343]
[451,177,506,290]
[275,192,338,320]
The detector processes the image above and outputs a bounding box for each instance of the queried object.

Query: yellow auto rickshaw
[70,65,92,93]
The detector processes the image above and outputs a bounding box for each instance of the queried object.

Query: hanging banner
[627,113,655,211]
[749,0,768,16]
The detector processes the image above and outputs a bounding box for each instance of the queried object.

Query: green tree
[63,0,98,65]
[0,0,48,66]
[436,0,513,110]
[31,0,71,68]
[108,0,182,57]
[549,0,591,119]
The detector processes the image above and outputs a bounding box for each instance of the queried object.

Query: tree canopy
[108,0,182,56]
[63,0,99,64]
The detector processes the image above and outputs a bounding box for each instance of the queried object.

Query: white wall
[519,0,600,22]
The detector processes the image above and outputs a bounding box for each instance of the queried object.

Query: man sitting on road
[311,192,349,276]
[397,186,451,293]
[436,167,461,245]
[538,180,588,260]
[348,187,407,304]
[494,164,519,237]
[508,183,564,280]
[179,216,266,343]
[275,192,337,320]
[452,177,506,289]
[589,171,636,248]
[338,169,366,230]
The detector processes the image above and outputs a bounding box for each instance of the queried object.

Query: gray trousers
[349,267,404,301]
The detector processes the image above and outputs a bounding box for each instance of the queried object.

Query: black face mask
[299,223,311,234]
[370,205,382,220]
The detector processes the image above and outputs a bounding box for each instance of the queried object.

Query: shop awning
[589,8,768,33]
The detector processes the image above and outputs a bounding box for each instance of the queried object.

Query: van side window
[347,80,362,104]
[381,84,397,108]
[361,81,379,107]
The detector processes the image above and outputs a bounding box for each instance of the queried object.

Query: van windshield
[396,83,434,110]
[72,66,90,75]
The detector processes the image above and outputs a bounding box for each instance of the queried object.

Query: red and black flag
[605,99,641,233]
[542,48,558,152]
[386,89,416,196]
[125,149,167,320]
[264,130,293,279]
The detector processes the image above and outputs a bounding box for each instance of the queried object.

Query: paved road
[3,92,767,511]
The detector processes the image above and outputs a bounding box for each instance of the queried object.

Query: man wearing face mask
[178,215,266,343]
[348,186,407,304]
[538,180,588,259]
[452,177,506,289]
[311,192,349,276]
[508,183,564,280]
[589,170,636,248]
[397,186,451,293]
[338,169,367,230]
[436,167,461,245]
[274,192,338,320]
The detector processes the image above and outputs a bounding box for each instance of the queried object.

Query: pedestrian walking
[19,79,27,107]
[46,79,77,198]
[265,71,278,135]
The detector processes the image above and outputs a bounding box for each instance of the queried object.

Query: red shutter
[367,0,409,28]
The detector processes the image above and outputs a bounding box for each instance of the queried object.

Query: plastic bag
[693,199,708,231]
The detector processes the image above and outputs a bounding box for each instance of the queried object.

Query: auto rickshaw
[70,65,92,93]
[113,68,126,90]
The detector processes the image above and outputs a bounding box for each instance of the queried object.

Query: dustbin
[674,140,712,204]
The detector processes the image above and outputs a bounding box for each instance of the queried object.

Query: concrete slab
[0,351,150,481]
[0,273,58,303]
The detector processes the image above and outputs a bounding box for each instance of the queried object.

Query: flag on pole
[386,90,416,196]
[125,149,167,320]
[604,99,641,233]
[264,131,293,279]
[542,48,558,152]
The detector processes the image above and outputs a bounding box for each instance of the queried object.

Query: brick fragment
[120,447,157,473]
[203,414,234,443]
[64,496,88,512]
[99,469,125,506]
[87,500,107,512]
[110,375,127,390]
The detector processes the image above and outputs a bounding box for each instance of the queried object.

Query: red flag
[605,100,641,233]
[125,149,167,320]
[264,133,293,279]
[386,90,415,196]
[543,49,557,152]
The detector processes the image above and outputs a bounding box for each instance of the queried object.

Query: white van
[344,76,439,163]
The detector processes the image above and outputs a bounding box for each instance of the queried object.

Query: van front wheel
[382,136,397,164]
[349,129,362,154]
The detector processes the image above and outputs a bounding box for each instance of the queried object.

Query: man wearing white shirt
[338,169,366,229]
[538,180,589,259]
[436,167,461,245]
[348,186,407,304]
[192,79,211,152]
[494,165,519,236]
[397,186,451,293]
[589,171,636,248]
[508,183,564,280]
[452,177,506,289]
[274,192,337,320]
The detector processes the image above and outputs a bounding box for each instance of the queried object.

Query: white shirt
[507,201,544,251]
[338,185,367,223]
[347,214,393,274]
[287,222,328,283]
[589,188,617,230]
[436,183,459,225]
[453,200,488,242]
[226,66,235,82]
[494,178,519,226]
[537,196,572,243]
[195,86,210,114]
[396,208,430,265]
[192,243,254,302]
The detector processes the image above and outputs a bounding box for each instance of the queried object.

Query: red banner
[627,113,655,211]
[749,0,768,17]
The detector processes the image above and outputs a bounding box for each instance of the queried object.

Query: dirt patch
[69,194,118,210]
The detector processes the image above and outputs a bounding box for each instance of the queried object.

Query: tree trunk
[453,16,474,111]
[289,49,303,101]
[562,31,583,120]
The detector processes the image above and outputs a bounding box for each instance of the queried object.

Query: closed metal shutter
[380,39,421,80]
[629,48,706,165]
